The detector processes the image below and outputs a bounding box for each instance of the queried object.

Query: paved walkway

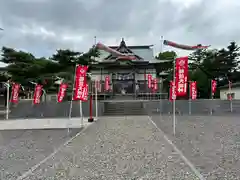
[16,116,202,180]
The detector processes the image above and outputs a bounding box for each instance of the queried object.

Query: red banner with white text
[175,56,188,96]
[73,65,88,100]
[33,84,43,104]
[105,76,110,91]
[11,83,21,103]
[211,80,217,95]
[147,74,152,89]
[152,78,158,92]
[169,81,176,101]
[190,81,197,100]
[57,83,68,102]
[81,84,88,101]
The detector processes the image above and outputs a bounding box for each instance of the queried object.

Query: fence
[145,99,240,115]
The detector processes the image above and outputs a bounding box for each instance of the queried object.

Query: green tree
[155,51,177,92]
[0,46,99,93]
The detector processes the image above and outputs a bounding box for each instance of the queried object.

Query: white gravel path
[19,116,201,180]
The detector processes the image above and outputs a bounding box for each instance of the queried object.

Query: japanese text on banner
[57,83,68,102]
[11,83,20,103]
[175,56,188,96]
[152,78,158,91]
[190,81,197,100]
[73,65,88,100]
[80,84,88,101]
[211,80,217,95]
[147,74,152,89]
[169,81,176,101]
[33,84,42,104]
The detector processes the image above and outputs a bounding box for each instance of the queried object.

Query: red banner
[81,84,88,101]
[73,65,88,100]
[33,84,42,104]
[152,78,158,91]
[190,81,197,100]
[57,83,68,102]
[147,74,152,88]
[175,56,188,96]
[11,83,20,103]
[105,76,110,91]
[211,80,217,95]
[169,81,176,101]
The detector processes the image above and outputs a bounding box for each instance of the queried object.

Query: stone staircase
[103,101,146,116]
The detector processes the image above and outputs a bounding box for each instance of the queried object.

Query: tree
[0,46,99,93]
[155,51,177,92]
[188,41,240,98]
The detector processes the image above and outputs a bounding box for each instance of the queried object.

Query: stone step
[103,101,145,116]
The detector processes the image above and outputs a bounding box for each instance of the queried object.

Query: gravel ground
[151,115,240,180]
[20,116,201,180]
[0,128,82,180]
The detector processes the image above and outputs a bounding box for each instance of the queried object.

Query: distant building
[219,82,240,100]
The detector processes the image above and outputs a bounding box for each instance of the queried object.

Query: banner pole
[159,77,162,116]
[229,81,233,112]
[173,59,176,136]
[189,81,191,115]
[68,65,78,132]
[210,80,213,115]
[95,80,98,120]
[5,80,10,120]
[80,100,83,127]
[159,36,164,116]
[94,36,98,120]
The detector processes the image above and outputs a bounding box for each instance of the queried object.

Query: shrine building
[91,38,169,98]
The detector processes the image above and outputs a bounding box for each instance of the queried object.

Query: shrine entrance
[112,72,135,95]
[113,80,135,94]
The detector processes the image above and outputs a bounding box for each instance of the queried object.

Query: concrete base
[88,118,94,122]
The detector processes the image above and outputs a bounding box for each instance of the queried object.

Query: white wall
[220,87,240,99]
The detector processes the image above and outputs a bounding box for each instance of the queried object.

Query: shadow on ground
[0,128,82,180]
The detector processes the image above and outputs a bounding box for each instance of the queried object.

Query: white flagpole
[80,100,83,127]
[210,80,213,115]
[5,80,10,120]
[95,81,98,120]
[173,58,176,136]
[159,36,163,117]
[69,65,78,132]
[229,81,233,112]
[159,77,162,116]
[94,36,98,120]
[189,81,192,115]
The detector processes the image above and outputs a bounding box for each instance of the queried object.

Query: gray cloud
[0,0,240,59]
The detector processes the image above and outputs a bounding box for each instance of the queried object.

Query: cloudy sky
[0,0,240,61]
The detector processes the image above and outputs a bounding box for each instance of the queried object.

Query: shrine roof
[104,38,145,61]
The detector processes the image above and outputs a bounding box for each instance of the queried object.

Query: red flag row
[8,65,114,105]
[169,56,218,100]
